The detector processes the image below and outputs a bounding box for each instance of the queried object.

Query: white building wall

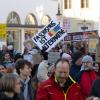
[63,0,100,21]
[0,0,58,24]
[0,0,58,51]
[0,0,100,31]
[62,0,100,34]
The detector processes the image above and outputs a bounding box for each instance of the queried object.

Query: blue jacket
[70,64,81,80]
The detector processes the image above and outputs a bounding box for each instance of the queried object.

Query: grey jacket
[37,60,49,83]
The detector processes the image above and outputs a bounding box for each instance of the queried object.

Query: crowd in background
[0,41,100,100]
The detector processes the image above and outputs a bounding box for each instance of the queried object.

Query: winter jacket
[70,64,81,80]
[76,70,97,99]
[20,77,35,100]
[90,78,100,98]
[36,74,84,100]
[0,92,23,100]
[37,60,49,83]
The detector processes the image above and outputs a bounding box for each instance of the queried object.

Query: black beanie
[72,51,83,64]
[40,50,48,60]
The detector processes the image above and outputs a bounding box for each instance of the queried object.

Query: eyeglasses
[82,61,91,64]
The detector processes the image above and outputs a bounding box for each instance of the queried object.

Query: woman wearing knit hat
[76,55,98,100]
[81,55,93,70]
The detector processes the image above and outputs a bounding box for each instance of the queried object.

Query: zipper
[63,92,67,100]
[63,75,76,100]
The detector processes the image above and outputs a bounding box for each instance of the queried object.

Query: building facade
[0,0,58,52]
[60,0,100,33]
[0,0,100,52]
[59,0,100,53]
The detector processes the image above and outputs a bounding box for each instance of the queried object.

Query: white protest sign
[32,20,67,52]
[48,52,60,64]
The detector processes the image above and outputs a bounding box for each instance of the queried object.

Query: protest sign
[0,24,6,40]
[88,38,98,53]
[96,38,100,62]
[48,52,60,64]
[33,53,42,65]
[32,20,67,52]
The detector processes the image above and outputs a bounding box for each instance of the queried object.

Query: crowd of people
[0,41,100,100]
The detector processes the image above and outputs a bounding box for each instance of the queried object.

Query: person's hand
[86,96,100,100]
[86,96,94,100]
[93,97,100,100]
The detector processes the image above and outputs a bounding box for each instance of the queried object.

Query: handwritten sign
[32,20,67,52]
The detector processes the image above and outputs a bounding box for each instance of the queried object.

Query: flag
[48,25,60,37]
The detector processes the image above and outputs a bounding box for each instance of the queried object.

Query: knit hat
[82,55,93,63]
[72,51,83,64]
[62,53,71,59]
[62,53,72,63]
[40,50,48,60]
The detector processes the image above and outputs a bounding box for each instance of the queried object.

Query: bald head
[54,59,70,86]
[55,58,70,68]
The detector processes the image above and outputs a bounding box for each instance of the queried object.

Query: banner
[32,20,67,52]
[0,24,7,40]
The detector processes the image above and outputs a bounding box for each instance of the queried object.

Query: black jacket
[20,78,35,100]
[70,64,81,80]
[90,78,100,98]
[0,92,23,100]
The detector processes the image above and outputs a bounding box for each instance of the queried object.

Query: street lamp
[56,3,62,25]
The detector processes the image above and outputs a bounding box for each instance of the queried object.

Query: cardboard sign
[48,52,60,64]
[32,20,67,52]
[88,38,98,53]
[96,40,100,62]
[33,53,42,65]
[0,24,6,40]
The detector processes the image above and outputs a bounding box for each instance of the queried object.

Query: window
[64,0,72,9]
[7,12,21,24]
[81,0,89,8]
[25,13,37,25]
[41,15,51,25]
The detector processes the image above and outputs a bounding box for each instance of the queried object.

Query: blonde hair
[1,74,18,92]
